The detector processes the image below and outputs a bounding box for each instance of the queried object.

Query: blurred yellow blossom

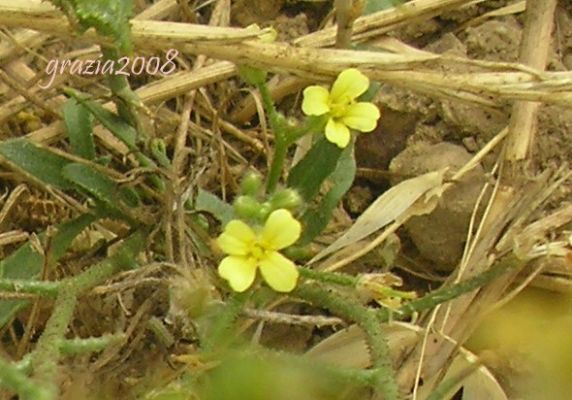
[302,68,380,148]
[216,209,301,292]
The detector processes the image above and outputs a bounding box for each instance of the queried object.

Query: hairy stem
[294,284,399,399]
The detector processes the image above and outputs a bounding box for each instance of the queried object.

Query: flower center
[329,95,353,119]
[248,242,267,261]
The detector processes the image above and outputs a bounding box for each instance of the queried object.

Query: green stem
[201,292,250,352]
[101,47,145,135]
[31,283,77,398]
[266,143,288,193]
[299,266,358,287]
[0,279,60,297]
[379,253,523,322]
[256,80,289,193]
[29,231,145,399]
[294,284,400,400]
[0,356,51,400]
[58,334,126,356]
[256,80,282,139]
[260,346,379,387]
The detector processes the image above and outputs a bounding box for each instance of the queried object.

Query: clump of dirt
[231,0,311,41]
[389,143,486,270]
[231,0,285,26]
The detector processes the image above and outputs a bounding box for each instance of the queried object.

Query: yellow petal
[342,102,380,132]
[216,220,256,256]
[330,68,369,103]
[325,118,351,148]
[218,256,257,292]
[261,209,301,250]
[302,86,330,116]
[259,251,299,292]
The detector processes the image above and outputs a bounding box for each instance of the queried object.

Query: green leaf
[0,138,74,189]
[299,144,356,244]
[64,88,165,192]
[49,0,133,54]
[62,163,131,220]
[64,88,137,150]
[0,213,96,328]
[364,0,402,14]
[194,189,234,225]
[287,137,343,201]
[63,163,116,203]
[64,97,96,160]
[359,80,381,102]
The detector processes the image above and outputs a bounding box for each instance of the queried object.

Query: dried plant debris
[0,0,571,399]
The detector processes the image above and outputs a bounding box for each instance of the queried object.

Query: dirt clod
[390,143,486,270]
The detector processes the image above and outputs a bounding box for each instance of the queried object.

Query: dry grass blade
[311,169,446,264]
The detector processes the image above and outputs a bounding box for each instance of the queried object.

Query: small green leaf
[359,80,381,102]
[287,137,343,201]
[238,65,268,86]
[0,138,74,189]
[364,0,402,14]
[299,144,356,244]
[64,88,137,149]
[194,189,234,225]
[0,213,96,328]
[64,97,96,160]
[62,163,131,220]
[150,138,171,168]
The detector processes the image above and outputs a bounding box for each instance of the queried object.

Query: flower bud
[240,171,263,196]
[257,202,273,221]
[233,195,262,220]
[150,138,170,167]
[270,188,302,211]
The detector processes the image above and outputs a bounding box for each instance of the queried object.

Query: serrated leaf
[299,145,356,244]
[0,213,96,328]
[0,138,74,189]
[49,0,133,54]
[64,97,96,160]
[287,137,343,202]
[195,189,234,225]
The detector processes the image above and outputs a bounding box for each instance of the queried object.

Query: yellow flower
[216,209,301,293]
[301,68,380,148]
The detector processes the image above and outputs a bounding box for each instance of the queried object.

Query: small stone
[462,136,479,152]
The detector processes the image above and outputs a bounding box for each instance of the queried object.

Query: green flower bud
[240,171,263,196]
[233,195,262,220]
[150,138,171,168]
[257,202,273,221]
[270,188,302,211]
